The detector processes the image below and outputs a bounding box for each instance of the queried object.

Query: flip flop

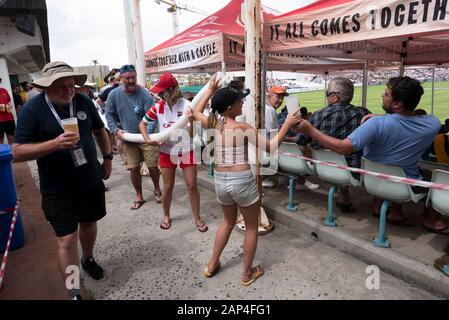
[423,225,449,235]
[204,260,221,278]
[160,219,171,230]
[196,222,208,233]
[154,191,162,204]
[434,254,449,268]
[130,200,145,210]
[387,217,416,227]
[336,202,356,213]
[241,266,264,287]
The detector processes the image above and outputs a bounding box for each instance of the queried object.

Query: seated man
[294,76,446,232]
[262,86,289,188]
[296,77,370,211]
[269,87,319,190]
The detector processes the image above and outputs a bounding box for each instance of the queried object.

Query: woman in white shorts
[190,76,300,286]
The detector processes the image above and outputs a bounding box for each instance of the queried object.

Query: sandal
[160,219,171,230]
[204,260,221,278]
[130,200,145,210]
[434,255,449,276]
[154,191,162,204]
[423,224,449,235]
[241,266,264,287]
[196,222,208,233]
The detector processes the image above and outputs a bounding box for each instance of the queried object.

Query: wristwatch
[103,153,113,160]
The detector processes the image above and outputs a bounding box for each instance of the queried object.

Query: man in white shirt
[262,86,288,187]
[264,86,319,191]
[264,86,287,133]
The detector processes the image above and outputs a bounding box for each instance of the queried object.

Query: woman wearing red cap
[189,75,301,286]
[139,73,207,232]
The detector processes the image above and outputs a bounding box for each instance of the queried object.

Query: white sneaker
[305,179,320,190]
[294,179,320,191]
[262,179,275,188]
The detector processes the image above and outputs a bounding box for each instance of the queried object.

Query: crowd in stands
[266,68,449,90]
[321,68,449,86]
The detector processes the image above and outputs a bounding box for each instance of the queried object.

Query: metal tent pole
[431,68,435,116]
[362,61,368,108]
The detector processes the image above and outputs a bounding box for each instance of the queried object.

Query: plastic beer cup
[61,117,79,140]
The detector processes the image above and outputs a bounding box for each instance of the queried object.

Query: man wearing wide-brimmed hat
[12,61,112,300]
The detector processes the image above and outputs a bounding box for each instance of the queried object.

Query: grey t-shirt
[105,85,154,135]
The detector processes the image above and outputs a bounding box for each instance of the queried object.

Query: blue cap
[120,64,136,74]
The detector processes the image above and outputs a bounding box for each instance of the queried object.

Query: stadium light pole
[123,0,147,86]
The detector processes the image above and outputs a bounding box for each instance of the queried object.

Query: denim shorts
[214,170,259,207]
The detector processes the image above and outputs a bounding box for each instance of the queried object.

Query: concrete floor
[79,159,438,300]
[256,172,449,268]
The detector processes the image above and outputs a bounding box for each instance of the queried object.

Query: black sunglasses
[326,91,340,97]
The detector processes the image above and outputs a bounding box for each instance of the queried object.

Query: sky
[45,0,315,69]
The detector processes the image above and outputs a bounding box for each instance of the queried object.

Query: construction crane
[154,0,209,35]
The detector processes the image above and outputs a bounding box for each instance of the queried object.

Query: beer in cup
[6,103,12,113]
[61,117,79,140]
[0,104,5,112]
[285,96,299,115]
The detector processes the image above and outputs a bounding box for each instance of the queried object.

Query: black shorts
[41,182,107,238]
[0,120,15,137]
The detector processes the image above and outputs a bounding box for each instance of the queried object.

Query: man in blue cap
[105,64,162,209]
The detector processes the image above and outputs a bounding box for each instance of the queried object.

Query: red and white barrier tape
[0,200,20,289]
[279,152,449,191]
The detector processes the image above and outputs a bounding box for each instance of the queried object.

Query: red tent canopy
[144,0,367,74]
[147,0,277,53]
[145,0,281,73]
[263,0,449,66]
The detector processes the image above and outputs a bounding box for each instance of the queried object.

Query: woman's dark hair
[387,76,424,112]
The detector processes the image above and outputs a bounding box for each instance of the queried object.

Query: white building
[0,0,50,122]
